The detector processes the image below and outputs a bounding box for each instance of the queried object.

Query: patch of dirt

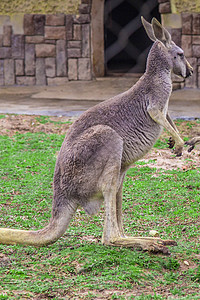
[140,147,200,171]
[1,114,200,171]
[62,283,200,299]
[0,114,77,136]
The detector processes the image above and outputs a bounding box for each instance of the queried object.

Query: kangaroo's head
[141,17,193,78]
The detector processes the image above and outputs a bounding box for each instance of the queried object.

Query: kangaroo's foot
[103,236,177,255]
[167,138,183,156]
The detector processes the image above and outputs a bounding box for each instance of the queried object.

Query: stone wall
[181,13,200,88]
[0,0,200,87]
[0,1,92,86]
[159,0,200,88]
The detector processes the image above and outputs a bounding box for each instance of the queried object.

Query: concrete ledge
[0,78,200,119]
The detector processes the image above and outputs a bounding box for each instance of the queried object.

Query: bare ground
[0,114,76,136]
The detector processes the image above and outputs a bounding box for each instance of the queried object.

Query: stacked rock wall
[0,1,92,86]
[0,0,200,88]
[181,13,200,88]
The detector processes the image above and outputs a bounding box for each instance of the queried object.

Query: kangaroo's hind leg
[101,159,177,255]
[60,124,125,242]
[116,173,126,237]
[98,138,177,254]
[87,129,125,245]
[101,160,124,245]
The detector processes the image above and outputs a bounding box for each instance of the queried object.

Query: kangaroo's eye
[178,53,184,59]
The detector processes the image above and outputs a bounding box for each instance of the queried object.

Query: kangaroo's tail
[0,203,77,246]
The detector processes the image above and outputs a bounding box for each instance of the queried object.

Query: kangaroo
[0,17,193,254]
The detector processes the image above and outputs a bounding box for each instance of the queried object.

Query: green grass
[0,130,199,299]
[35,115,72,125]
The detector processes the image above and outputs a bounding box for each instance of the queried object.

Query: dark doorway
[104,0,161,75]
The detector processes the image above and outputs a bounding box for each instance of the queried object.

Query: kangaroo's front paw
[185,141,195,153]
[185,137,200,152]
[168,137,175,149]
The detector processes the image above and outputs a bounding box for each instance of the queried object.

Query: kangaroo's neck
[144,42,172,96]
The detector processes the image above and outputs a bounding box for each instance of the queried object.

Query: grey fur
[0,18,193,254]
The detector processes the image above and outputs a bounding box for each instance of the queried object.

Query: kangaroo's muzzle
[185,61,193,78]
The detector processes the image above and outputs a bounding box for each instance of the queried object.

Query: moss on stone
[0,0,81,16]
[171,0,200,13]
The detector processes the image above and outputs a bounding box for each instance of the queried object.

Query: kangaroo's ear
[151,17,172,48]
[141,16,156,42]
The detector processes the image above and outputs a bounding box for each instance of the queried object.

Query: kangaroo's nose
[189,68,193,77]
[186,67,193,78]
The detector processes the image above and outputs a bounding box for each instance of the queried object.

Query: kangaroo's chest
[121,116,163,166]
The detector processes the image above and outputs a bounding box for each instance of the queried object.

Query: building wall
[0,0,199,87]
[0,0,81,34]
[0,0,92,86]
